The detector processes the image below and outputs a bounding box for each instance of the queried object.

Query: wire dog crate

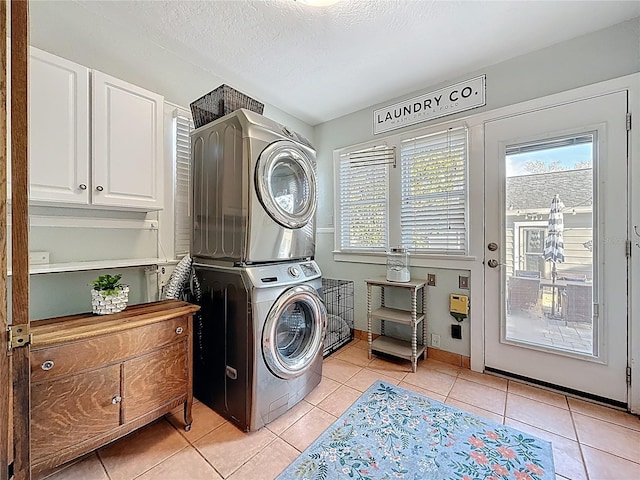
[321,278,354,357]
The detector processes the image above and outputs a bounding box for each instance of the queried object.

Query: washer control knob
[288,267,300,278]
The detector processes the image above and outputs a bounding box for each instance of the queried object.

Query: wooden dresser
[29,299,200,478]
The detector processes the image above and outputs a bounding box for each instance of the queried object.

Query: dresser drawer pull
[112,395,122,405]
[41,360,55,371]
[175,327,183,335]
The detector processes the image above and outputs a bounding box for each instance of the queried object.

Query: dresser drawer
[31,315,190,383]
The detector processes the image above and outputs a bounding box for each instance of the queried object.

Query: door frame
[467,73,640,412]
[2,2,32,478]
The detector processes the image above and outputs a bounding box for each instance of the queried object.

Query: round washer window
[256,142,317,229]
[263,285,326,379]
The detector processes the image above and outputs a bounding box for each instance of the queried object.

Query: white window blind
[400,127,468,254]
[338,146,390,251]
[174,112,193,258]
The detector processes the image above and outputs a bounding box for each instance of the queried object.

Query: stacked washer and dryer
[190,109,326,432]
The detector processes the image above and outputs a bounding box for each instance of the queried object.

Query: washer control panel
[247,260,321,288]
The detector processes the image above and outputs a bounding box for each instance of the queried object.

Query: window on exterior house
[174,111,193,259]
[335,125,468,257]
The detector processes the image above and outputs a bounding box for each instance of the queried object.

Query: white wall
[314,17,640,357]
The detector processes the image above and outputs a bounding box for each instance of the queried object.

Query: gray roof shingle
[506,168,592,211]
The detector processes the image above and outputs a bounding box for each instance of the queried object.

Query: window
[400,127,468,254]
[174,111,193,258]
[336,125,468,256]
[337,145,390,251]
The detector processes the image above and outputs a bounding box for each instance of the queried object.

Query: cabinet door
[31,364,121,460]
[7,47,90,204]
[92,70,163,210]
[122,341,187,422]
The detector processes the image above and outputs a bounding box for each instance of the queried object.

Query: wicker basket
[190,84,264,128]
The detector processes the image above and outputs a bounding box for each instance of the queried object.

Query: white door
[92,70,163,210]
[7,47,90,204]
[484,92,629,404]
[29,48,90,204]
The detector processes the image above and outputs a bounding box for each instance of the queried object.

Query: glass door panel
[505,136,594,356]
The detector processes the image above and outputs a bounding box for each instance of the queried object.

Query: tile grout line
[567,401,592,480]
[95,450,112,480]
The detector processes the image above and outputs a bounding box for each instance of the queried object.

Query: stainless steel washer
[192,260,326,431]
[191,109,317,265]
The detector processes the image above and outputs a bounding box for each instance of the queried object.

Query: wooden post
[0,0,9,477]
[11,1,31,479]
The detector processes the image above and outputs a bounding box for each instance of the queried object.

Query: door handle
[487,259,501,268]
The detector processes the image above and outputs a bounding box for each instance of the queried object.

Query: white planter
[91,286,130,315]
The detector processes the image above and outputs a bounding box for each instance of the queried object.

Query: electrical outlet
[459,275,469,289]
[431,333,441,348]
[427,273,436,286]
[451,324,462,339]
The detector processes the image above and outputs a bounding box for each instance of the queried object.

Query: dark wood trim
[10,1,31,479]
[0,1,9,477]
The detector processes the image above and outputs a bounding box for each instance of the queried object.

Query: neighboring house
[505,168,593,280]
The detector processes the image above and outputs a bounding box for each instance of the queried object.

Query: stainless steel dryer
[191,109,317,265]
[192,260,326,431]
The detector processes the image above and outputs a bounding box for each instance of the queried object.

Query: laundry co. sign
[373,75,486,135]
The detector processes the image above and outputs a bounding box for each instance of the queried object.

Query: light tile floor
[45,339,640,480]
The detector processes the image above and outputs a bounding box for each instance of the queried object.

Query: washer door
[255,141,317,229]
[262,284,326,379]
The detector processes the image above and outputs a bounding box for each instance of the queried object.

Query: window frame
[334,120,470,262]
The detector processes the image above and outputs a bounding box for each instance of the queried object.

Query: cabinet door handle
[41,360,54,371]
[78,184,87,190]
[175,327,183,335]
[96,185,104,192]
[112,395,122,405]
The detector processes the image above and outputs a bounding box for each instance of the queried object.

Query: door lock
[487,242,498,251]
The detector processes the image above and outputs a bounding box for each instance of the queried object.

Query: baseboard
[353,329,470,369]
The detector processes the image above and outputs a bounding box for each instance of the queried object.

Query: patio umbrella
[544,194,565,317]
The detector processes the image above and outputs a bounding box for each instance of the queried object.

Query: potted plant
[90,274,129,315]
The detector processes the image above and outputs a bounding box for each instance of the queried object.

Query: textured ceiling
[34,1,640,125]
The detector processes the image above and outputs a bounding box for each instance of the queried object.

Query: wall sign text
[373,75,486,135]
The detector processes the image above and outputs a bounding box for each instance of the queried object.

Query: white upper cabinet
[29,47,90,204]
[92,71,163,210]
[13,47,164,211]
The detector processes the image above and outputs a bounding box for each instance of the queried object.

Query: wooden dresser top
[31,300,200,349]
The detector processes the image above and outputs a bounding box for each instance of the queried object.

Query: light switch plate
[427,273,436,286]
[459,275,469,289]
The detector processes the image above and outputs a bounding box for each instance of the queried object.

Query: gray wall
[314,17,640,356]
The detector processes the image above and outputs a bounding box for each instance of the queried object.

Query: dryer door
[262,284,326,379]
[255,141,317,229]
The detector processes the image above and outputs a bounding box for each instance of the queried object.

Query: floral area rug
[277,382,554,480]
